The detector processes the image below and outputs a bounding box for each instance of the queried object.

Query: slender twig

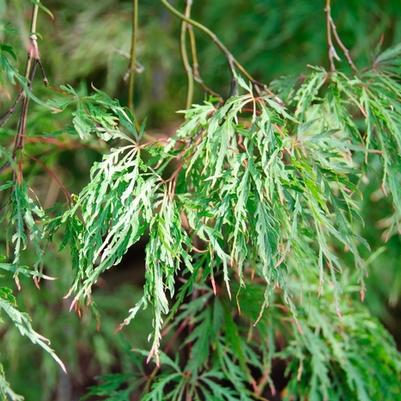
[325,0,357,73]
[325,0,337,72]
[128,0,139,112]
[0,90,24,127]
[330,18,358,73]
[36,58,49,86]
[27,155,71,204]
[13,62,37,158]
[254,368,275,398]
[142,317,190,393]
[12,2,43,182]
[1,4,48,130]
[187,20,222,101]
[160,0,267,92]
[180,0,194,109]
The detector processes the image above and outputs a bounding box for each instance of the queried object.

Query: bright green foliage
[0,290,23,401]
[0,287,64,372]
[284,60,401,226]
[56,83,359,363]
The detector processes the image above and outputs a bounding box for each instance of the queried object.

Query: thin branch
[12,2,43,181]
[325,0,357,73]
[0,90,24,127]
[27,155,71,204]
[325,0,337,72]
[12,61,37,172]
[141,319,191,393]
[160,0,266,92]
[330,18,358,73]
[180,0,194,109]
[1,4,48,129]
[128,0,139,112]
[36,58,49,86]
[254,368,275,398]
[187,19,222,101]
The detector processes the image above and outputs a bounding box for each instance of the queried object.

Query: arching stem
[180,0,194,109]
[128,0,139,112]
[160,0,265,91]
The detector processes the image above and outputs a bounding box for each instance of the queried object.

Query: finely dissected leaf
[0,364,23,401]
[58,80,380,366]
[0,297,65,372]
